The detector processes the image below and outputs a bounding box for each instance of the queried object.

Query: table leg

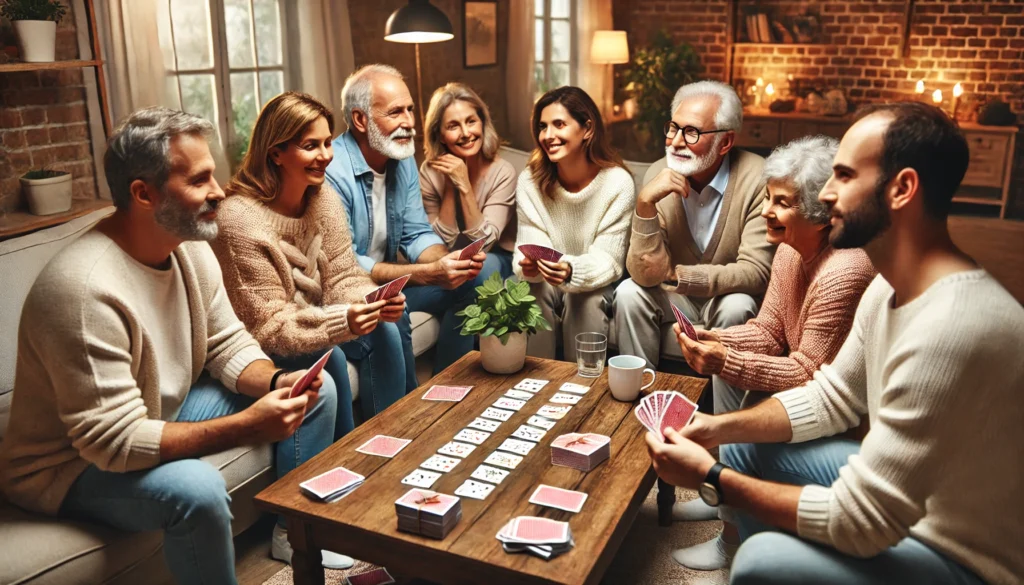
[287,518,325,585]
[657,477,676,527]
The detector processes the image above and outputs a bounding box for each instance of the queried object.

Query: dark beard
[830,177,891,249]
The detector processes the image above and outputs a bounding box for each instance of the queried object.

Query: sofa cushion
[410,311,439,358]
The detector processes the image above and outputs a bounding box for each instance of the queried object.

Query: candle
[932,89,943,105]
[915,80,925,94]
[754,77,765,109]
[952,82,963,119]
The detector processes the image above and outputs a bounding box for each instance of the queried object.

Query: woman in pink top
[669,135,877,571]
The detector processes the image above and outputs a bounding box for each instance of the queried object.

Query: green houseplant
[0,0,67,62]
[20,168,71,216]
[456,273,551,373]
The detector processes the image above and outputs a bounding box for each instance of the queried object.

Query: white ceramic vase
[480,332,527,374]
[13,21,57,63]
[21,172,72,215]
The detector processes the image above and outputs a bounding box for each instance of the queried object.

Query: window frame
[534,0,577,95]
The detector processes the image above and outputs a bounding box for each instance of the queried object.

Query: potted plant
[21,168,72,215]
[0,0,67,63]
[456,273,551,374]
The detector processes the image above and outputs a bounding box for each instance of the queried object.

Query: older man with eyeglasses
[613,80,775,416]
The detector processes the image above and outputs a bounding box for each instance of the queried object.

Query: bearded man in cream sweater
[648,102,1024,584]
[0,108,351,583]
[613,81,775,416]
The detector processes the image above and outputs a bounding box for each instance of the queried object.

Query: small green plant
[456,273,551,345]
[0,0,68,23]
[22,168,67,180]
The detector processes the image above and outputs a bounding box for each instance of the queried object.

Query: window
[168,0,289,166]
[534,0,575,96]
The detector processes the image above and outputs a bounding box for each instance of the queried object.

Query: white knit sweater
[772,270,1024,584]
[512,166,636,293]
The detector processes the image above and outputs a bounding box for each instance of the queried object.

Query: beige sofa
[0,207,441,585]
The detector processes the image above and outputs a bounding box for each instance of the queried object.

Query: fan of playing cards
[634,391,699,441]
[518,244,563,263]
[496,516,575,560]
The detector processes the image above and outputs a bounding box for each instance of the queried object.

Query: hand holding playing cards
[519,256,539,278]
[677,412,721,449]
[675,324,728,375]
[432,249,483,289]
[379,293,406,323]
[537,259,572,286]
[645,426,717,490]
[696,329,722,343]
[348,300,386,335]
[275,368,324,394]
[246,387,311,443]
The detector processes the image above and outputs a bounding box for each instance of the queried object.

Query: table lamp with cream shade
[589,30,629,119]
[384,0,454,128]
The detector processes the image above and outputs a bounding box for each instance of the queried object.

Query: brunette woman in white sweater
[513,86,636,361]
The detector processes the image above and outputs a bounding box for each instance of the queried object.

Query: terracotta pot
[480,332,527,374]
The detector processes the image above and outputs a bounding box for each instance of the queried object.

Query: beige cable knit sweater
[211,184,378,357]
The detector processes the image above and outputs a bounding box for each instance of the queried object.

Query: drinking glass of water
[575,332,607,378]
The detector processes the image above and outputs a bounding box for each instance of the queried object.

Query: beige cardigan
[0,232,268,515]
[627,149,774,299]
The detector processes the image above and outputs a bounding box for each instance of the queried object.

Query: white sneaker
[671,534,738,571]
[271,524,355,570]
[672,497,719,522]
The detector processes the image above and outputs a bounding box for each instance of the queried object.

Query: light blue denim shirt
[325,130,443,272]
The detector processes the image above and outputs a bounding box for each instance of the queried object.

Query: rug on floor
[262,485,729,585]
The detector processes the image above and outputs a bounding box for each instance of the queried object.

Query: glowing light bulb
[765,83,775,95]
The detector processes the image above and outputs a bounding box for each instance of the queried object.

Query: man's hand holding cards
[634,391,698,441]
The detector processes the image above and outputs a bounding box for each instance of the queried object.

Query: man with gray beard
[613,81,775,419]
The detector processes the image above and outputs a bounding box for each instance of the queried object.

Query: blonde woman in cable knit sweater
[211,93,408,465]
[513,86,636,361]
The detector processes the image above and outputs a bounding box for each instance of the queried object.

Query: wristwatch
[699,462,728,507]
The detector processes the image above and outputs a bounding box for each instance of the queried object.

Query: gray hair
[762,135,839,225]
[341,63,404,127]
[670,80,743,132]
[103,107,215,209]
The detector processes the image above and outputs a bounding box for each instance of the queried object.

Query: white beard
[368,120,416,160]
[664,135,723,177]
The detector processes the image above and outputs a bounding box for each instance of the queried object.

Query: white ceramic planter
[480,332,527,374]
[21,172,72,215]
[13,20,57,63]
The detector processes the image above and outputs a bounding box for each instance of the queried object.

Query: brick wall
[0,1,99,215]
[618,0,1024,218]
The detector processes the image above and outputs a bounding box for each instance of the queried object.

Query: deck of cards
[496,516,575,560]
[551,433,611,472]
[457,235,488,261]
[345,568,395,585]
[518,244,564,263]
[289,349,333,399]
[395,489,462,539]
[364,274,411,304]
[529,484,588,513]
[635,390,698,441]
[300,466,365,502]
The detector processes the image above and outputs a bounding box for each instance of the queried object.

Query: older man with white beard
[613,81,775,416]
[325,64,488,393]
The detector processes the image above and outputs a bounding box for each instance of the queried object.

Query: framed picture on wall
[463,1,498,68]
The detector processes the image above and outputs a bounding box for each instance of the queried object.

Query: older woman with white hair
[669,134,877,572]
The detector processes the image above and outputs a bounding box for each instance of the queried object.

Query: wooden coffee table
[255,352,707,585]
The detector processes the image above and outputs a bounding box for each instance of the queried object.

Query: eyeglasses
[663,121,731,145]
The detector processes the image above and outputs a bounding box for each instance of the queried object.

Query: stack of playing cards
[496,516,575,560]
[518,244,564,263]
[395,488,462,539]
[300,467,365,502]
[634,390,698,440]
[550,433,611,472]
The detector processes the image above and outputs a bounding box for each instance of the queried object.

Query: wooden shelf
[952,196,1004,207]
[0,199,112,240]
[0,58,102,73]
[732,43,826,48]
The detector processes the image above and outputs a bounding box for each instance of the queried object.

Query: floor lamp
[590,31,630,120]
[384,0,454,128]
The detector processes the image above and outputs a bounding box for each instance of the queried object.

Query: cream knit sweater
[512,166,636,293]
[772,270,1024,584]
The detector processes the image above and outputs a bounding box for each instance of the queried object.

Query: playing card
[511,516,570,543]
[527,415,557,430]
[537,404,571,420]
[438,441,477,458]
[467,417,502,432]
[670,303,698,340]
[471,464,510,484]
[518,244,564,263]
[454,428,491,445]
[504,389,534,401]
[498,437,536,456]
[511,424,546,442]
[454,479,495,500]
[514,378,550,392]
[493,397,527,411]
[484,451,523,470]
[422,384,473,402]
[658,392,699,436]
[364,274,412,304]
[529,484,588,513]
[549,393,582,405]
[289,349,333,399]
[634,404,658,436]
[420,454,461,473]
[480,407,515,421]
[457,235,488,261]
[300,467,363,500]
[559,382,591,395]
[346,567,395,585]
[401,469,442,489]
[355,435,411,458]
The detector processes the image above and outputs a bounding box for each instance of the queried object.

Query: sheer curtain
[575,0,613,119]
[505,0,536,150]
[289,0,356,128]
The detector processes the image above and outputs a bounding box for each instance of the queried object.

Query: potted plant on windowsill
[21,168,72,215]
[456,273,551,374]
[0,0,68,63]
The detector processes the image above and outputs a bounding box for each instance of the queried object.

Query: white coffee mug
[608,355,656,402]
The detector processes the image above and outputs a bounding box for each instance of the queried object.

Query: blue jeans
[275,348,355,439]
[342,320,413,420]
[404,252,505,375]
[722,439,984,585]
[59,373,338,585]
